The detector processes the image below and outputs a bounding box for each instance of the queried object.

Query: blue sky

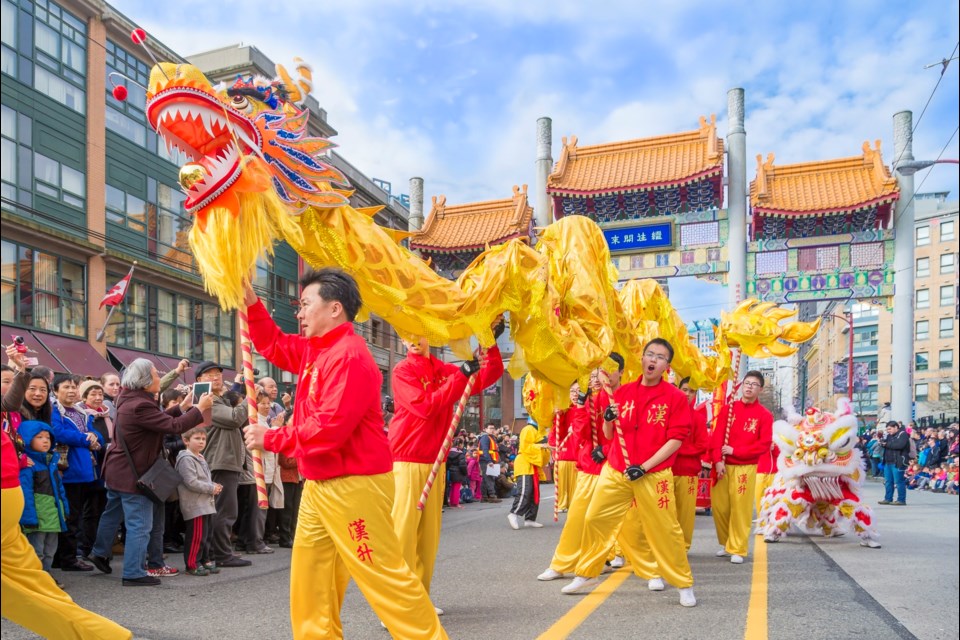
[125,0,959,324]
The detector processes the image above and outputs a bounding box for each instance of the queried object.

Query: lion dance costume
[757,399,880,548]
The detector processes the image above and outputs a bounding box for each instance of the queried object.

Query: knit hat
[77,379,104,400]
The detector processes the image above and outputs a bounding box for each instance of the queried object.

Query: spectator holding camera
[879,421,910,506]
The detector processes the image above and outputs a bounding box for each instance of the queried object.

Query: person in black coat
[879,421,910,505]
[446,439,469,508]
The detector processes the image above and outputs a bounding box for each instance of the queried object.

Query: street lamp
[893,158,958,176]
[822,312,855,402]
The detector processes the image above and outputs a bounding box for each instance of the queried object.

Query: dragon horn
[764,307,797,322]
[779,317,822,343]
[751,301,777,316]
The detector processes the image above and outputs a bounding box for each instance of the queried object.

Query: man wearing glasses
[560,339,697,607]
[709,371,773,565]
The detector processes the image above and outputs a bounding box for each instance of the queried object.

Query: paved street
[3,480,957,640]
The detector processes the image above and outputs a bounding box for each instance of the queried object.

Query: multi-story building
[801,192,958,426]
[1,0,407,396]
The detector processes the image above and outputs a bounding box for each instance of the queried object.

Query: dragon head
[142,61,350,308]
[146,61,348,223]
[774,398,863,498]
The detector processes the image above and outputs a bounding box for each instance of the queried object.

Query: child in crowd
[175,427,222,576]
[466,446,482,503]
[446,438,468,509]
[931,465,949,493]
[18,421,68,578]
[904,463,919,488]
[947,466,959,495]
[910,467,933,491]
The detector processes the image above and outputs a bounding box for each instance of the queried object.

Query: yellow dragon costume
[141,59,818,422]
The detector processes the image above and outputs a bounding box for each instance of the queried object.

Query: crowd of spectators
[860,422,959,497]
[1,345,535,590]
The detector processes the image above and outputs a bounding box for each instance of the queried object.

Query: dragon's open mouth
[147,87,262,214]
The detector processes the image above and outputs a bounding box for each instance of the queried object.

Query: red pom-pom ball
[112,85,128,101]
[131,28,147,45]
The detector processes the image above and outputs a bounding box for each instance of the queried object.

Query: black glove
[625,464,646,481]
[537,436,548,445]
[492,318,506,340]
[604,405,618,422]
[577,391,590,406]
[591,445,606,464]
[459,359,481,377]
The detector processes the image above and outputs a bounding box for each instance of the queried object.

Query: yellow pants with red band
[574,465,694,588]
[673,474,699,551]
[755,472,774,519]
[549,471,600,574]
[391,461,444,595]
[554,460,577,511]
[713,464,757,557]
[0,487,131,640]
[292,473,447,640]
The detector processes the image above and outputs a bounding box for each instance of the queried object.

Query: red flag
[100,266,135,309]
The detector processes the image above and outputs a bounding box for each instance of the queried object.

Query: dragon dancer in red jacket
[388,326,503,614]
[242,269,447,640]
[710,370,773,565]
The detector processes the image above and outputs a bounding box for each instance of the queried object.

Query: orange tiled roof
[411,185,533,253]
[547,116,724,195]
[750,141,899,216]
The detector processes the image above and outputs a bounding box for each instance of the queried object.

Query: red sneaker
[147,565,180,577]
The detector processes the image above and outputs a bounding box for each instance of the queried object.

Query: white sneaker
[524,520,544,528]
[507,513,521,530]
[730,555,745,564]
[860,539,881,549]
[647,578,665,591]
[609,556,625,568]
[538,568,564,581]
[434,606,444,616]
[679,587,697,607]
[763,536,779,544]
[715,548,730,557]
[561,576,599,595]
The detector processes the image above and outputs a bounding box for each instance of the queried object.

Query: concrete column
[891,110,915,423]
[535,117,553,229]
[408,177,424,232]
[727,88,748,377]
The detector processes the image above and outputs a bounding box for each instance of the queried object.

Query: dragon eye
[231,94,251,111]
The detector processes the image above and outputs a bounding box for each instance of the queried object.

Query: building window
[940,285,955,308]
[155,183,192,269]
[916,289,929,309]
[915,383,928,402]
[106,184,147,232]
[31,0,87,114]
[0,239,85,336]
[940,349,954,370]
[915,352,928,372]
[916,320,929,341]
[916,257,930,278]
[916,226,930,247]
[107,279,148,350]
[866,360,878,376]
[939,382,955,399]
[850,302,878,319]
[942,220,955,242]
[941,317,955,339]
[942,254,956,275]
[0,103,29,212]
[105,40,149,147]
[34,152,85,208]
[854,328,878,348]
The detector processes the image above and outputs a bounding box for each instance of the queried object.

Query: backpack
[908,438,918,461]
[459,486,475,503]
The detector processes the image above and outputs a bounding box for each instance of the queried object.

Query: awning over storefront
[31,331,112,377]
[1,325,65,371]
[107,346,159,371]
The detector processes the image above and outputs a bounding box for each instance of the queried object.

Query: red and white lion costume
[758,399,880,548]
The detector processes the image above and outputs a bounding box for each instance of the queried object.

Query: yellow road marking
[536,569,632,640]
[744,538,768,640]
